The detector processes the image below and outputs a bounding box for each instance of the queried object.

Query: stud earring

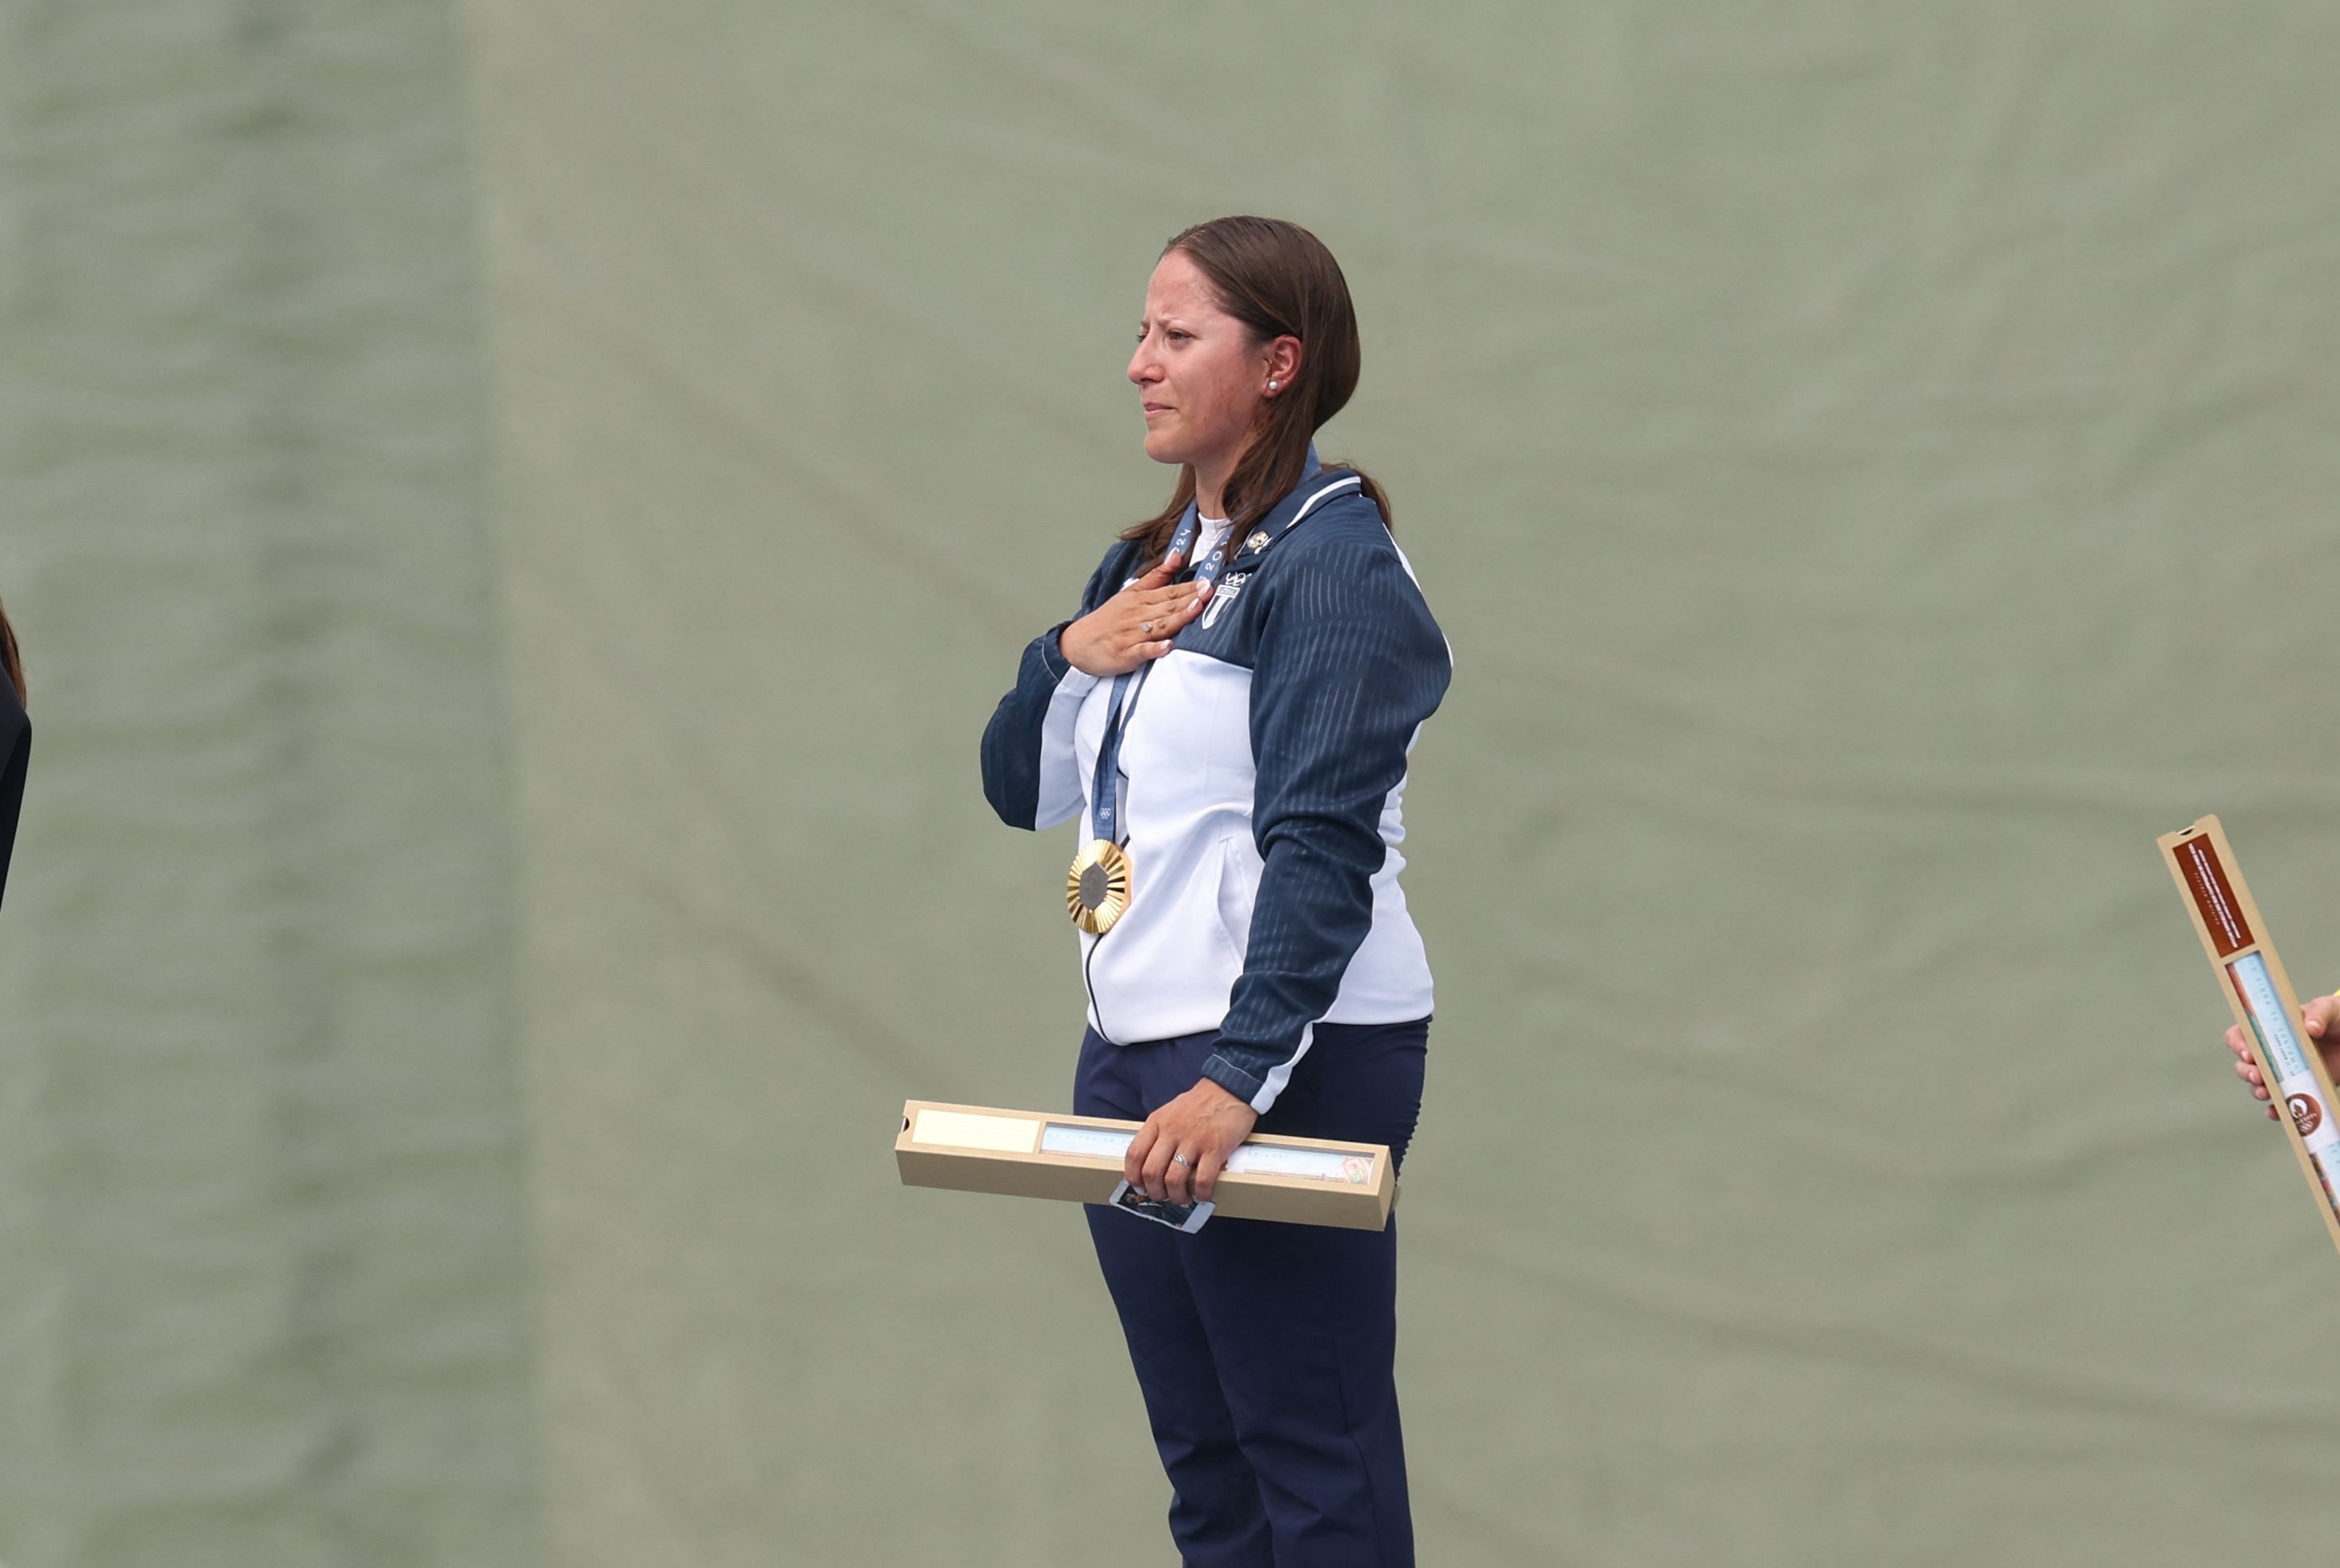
[1267,380,1280,392]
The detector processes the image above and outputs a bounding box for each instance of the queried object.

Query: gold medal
[1067,839,1133,934]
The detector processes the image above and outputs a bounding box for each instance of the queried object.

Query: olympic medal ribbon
[1067,504,1236,934]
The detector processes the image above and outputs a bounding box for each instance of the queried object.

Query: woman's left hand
[1127,1079,1259,1205]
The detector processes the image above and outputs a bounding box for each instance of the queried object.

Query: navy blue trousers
[1076,1017,1428,1568]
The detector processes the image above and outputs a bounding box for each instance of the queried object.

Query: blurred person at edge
[981,216,1449,1568]
[0,591,23,910]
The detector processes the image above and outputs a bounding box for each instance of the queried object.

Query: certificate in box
[2160,814,2340,1259]
[894,1100,1395,1231]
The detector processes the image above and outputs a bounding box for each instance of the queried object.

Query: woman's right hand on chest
[1060,551,1214,677]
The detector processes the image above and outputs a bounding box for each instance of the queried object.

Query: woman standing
[0,592,25,911]
[981,216,1449,1567]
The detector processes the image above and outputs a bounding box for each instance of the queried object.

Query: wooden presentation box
[895,1100,1397,1231]
[2160,814,2340,1259]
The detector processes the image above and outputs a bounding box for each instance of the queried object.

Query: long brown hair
[0,591,20,709]
[1122,216,1392,567]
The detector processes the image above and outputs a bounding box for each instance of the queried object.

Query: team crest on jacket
[1201,572,1249,629]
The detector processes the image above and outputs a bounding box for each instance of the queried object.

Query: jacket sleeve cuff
[1039,621,1076,684]
[1201,1054,1268,1110]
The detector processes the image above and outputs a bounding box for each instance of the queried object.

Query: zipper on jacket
[1081,929,1110,1042]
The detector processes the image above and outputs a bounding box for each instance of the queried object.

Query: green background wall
[4,3,2338,1563]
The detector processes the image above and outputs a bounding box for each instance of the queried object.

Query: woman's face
[1127,249,1270,483]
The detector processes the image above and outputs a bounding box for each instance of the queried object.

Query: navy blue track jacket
[981,462,1451,1114]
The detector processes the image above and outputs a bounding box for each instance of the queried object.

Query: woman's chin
[1141,430,1188,467]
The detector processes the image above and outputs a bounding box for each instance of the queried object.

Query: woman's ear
[1264,335,1302,395]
